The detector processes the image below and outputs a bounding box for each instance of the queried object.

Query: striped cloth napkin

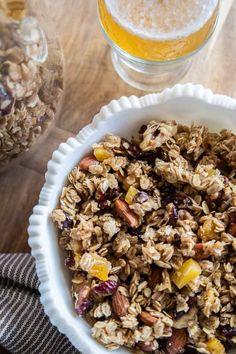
[0,254,79,354]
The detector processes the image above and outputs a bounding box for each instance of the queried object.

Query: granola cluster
[52,121,236,353]
[0,7,63,168]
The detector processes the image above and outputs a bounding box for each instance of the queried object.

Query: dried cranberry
[139,124,147,134]
[65,251,75,268]
[107,187,120,200]
[75,298,93,315]
[162,195,175,207]
[98,199,110,211]
[220,325,236,338]
[160,183,176,195]
[153,127,160,137]
[75,285,93,316]
[97,191,106,200]
[139,151,157,164]
[121,138,142,159]
[222,338,236,353]
[173,309,185,320]
[0,84,14,116]
[158,338,168,351]
[97,191,110,210]
[92,280,118,296]
[37,115,47,124]
[228,211,236,224]
[188,296,197,308]
[174,195,192,207]
[168,205,178,226]
[162,193,192,209]
[62,215,73,230]
[173,233,181,247]
[133,191,149,203]
[127,226,143,238]
[223,339,234,352]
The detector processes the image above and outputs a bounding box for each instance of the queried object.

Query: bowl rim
[28,83,236,353]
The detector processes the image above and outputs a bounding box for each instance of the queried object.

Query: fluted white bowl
[28,84,236,354]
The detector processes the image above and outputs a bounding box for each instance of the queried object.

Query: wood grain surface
[0,0,235,254]
[0,1,235,353]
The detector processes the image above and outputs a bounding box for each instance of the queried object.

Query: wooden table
[0,1,235,352]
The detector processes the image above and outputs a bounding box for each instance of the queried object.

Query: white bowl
[28,84,236,354]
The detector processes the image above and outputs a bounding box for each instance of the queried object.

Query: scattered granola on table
[52,120,236,353]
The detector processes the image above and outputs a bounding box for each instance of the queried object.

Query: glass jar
[0,0,63,170]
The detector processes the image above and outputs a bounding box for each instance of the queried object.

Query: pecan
[166,329,187,354]
[114,199,139,228]
[74,284,93,316]
[112,289,130,317]
[79,155,99,171]
[148,268,162,291]
[138,341,156,353]
[139,311,157,326]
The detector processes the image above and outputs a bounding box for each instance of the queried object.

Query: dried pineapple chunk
[93,147,112,161]
[206,338,225,354]
[90,262,109,281]
[125,186,139,204]
[89,254,110,281]
[80,253,111,281]
[172,259,201,289]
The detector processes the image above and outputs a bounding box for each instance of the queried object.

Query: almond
[166,328,187,354]
[139,311,157,326]
[148,268,162,291]
[114,199,139,228]
[112,289,130,317]
[79,155,99,171]
[138,341,156,352]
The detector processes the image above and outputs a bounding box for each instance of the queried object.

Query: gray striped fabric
[0,254,79,354]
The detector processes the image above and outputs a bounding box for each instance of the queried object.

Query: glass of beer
[98,0,219,91]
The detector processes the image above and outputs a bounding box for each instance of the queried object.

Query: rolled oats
[52,120,236,353]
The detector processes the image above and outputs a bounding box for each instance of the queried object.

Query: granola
[52,121,236,353]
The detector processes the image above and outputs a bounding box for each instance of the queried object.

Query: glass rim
[97,3,219,66]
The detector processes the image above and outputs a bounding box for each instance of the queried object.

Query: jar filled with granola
[0,0,63,170]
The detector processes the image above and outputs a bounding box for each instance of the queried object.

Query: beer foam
[105,0,218,40]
